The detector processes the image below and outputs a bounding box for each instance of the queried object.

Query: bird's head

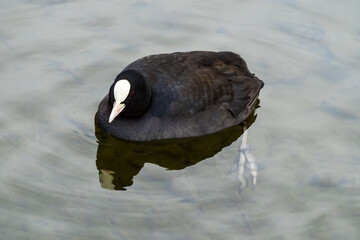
[108,70,151,122]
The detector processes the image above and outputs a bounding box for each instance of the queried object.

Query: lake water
[1,0,359,239]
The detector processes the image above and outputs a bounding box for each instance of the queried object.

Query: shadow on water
[95,100,260,190]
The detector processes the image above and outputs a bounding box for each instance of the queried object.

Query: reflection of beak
[99,169,116,190]
[109,101,125,123]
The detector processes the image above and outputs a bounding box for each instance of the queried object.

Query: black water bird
[97,51,263,141]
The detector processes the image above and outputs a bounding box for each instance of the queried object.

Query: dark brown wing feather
[125,51,263,119]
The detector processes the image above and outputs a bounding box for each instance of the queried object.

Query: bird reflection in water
[95,100,261,191]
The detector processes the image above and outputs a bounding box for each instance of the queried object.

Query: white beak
[109,101,125,123]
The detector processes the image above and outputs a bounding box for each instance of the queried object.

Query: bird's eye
[130,91,136,96]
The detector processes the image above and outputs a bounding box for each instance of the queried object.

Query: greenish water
[1,0,359,239]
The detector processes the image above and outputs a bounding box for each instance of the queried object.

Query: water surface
[1,0,359,239]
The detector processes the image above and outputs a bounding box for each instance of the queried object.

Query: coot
[96,51,263,141]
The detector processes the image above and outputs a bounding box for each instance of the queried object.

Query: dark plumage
[96,51,264,141]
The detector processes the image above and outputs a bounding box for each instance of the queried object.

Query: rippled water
[1,0,359,239]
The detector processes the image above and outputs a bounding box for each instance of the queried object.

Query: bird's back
[124,51,263,119]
